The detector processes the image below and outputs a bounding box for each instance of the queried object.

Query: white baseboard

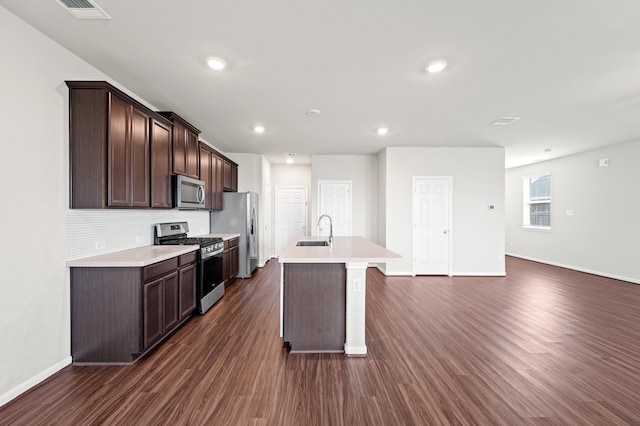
[0,356,72,407]
[506,253,640,285]
[374,264,505,278]
[344,344,367,356]
[374,264,413,276]
[452,271,507,277]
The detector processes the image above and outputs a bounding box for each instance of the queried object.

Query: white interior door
[263,183,272,260]
[275,186,307,255]
[413,177,451,275]
[318,181,352,237]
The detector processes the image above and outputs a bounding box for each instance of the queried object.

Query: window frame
[522,173,551,231]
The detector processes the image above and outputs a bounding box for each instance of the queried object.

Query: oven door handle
[201,248,223,260]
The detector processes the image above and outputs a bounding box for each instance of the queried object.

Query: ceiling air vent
[283,153,297,164]
[490,117,520,126]
[55,0,111,20]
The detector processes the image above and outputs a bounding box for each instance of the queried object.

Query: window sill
[522,226,552,232]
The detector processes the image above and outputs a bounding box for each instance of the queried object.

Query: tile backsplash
[66,209,210,260]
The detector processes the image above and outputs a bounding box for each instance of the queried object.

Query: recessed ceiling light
[306,109,322,116]
[207,57,227,70]
[425,60,447,73]
[253,125,266,134]
[376,127,389,135]
[490,117,520,126]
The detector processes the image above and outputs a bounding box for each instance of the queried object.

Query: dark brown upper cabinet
[150,118,173,209]
[158,112,200,180]
[223,158,238,192]
[67,81,170,209]
[198,143,213,210]
[198,142,228,210]
[213,154,225,207]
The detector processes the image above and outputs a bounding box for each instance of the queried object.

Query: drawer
[228,237,239,248]
[143,257,178,282]
[179,251,197,267]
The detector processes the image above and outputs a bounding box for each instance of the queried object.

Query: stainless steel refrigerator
[210,192,259,278]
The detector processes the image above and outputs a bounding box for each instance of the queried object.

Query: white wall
[380,147,505,276]
[0,7,211,405]
[377,149,387,247]
[506,140,640,283]
[228,153,262,194]
[310,155,378,241]
[262,157,273,259]
[0,6,89,404]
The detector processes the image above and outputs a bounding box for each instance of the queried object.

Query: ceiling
[3,0,640,167]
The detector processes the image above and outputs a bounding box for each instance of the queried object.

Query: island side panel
[71,267,142,364]
[283,263,346,352]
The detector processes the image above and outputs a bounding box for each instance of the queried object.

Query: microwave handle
[197,185,205,204]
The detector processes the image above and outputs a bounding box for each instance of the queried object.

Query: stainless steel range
[154,222,224,314]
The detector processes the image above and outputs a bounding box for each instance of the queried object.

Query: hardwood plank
[2,257,640,425]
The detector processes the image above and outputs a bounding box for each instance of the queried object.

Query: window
[523,174,551,229]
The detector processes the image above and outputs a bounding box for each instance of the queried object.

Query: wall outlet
[136,236,144,243]
[94,241,106,250]
[566,210,574,216]
[599,158,609,167]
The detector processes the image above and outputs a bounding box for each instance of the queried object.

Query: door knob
[443,230,448,234]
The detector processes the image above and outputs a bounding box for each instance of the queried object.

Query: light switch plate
[353,278,362,292]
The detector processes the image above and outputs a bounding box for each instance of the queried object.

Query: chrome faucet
[317,214,333,247]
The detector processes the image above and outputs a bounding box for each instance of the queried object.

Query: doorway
[412,177,452,275]
[317,180,352,237]
[275,186,308,255]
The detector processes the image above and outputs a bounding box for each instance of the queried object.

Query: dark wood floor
[2,257,640,425]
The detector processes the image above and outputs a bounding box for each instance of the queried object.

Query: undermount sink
[296,240,330,247]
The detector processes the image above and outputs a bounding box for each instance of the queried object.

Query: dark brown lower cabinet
[229,244,239,278]
[143,271,178,349]
[223,237,240,284]
[283,263,346,353]
[178,259,197,318]
[71,252,196,364]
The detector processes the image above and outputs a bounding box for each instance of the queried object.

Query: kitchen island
[278,236,400,356]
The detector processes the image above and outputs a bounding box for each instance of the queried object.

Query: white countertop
[66,245,199,268]
[196,233,240,241]
[278,236,401,264]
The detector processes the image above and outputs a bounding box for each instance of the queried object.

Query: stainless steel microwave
[174,175,205,209]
